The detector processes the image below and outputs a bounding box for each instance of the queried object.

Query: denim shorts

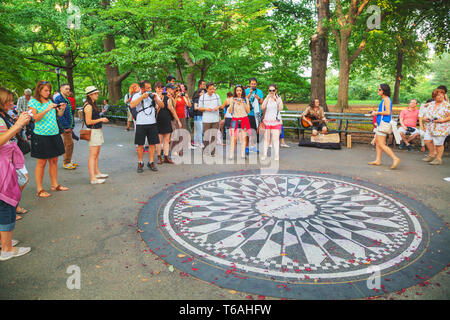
[0,200,16,232]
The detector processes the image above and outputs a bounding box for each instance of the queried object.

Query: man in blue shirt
[245,78,264,154]
[54,84,77,170]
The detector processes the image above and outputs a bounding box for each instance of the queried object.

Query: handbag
[16,135,31,155]
[79,105,91,141]
[378,120,392,134]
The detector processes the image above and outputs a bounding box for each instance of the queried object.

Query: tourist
[0,88,30,220]
[155,83,181,164]
[260,84,283,161]
[83,86,109,184]
[228,85,250,159]
[245,78,264,154]
[192,80,206,148]
[130,80,164,172]
[163,75,176,93]
[398,99,420,151]
[16,89,32,114]
[423,88,449,165]
[437,85,448,102]
[54,84,77,170]
[29,81,68,197]
[198,82,222,157]
[302,98,328,136]
[124,83,140,131]
[0,87,32,261]
[171,84,191,157]
[101,99,110,116]
[368,84,400,169]
[220,92,234,145]
[419,99,433,154]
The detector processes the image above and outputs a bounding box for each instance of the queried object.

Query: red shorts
[230,117,251,135]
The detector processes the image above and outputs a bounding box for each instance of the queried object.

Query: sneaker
[90,179,106,184]
[189,144,197,149]
[95,173,109,179]
[0,239,19,249]
[422,156,435,162]
[429,158,442,165]
[407,145,413,152]
[70,161,78,167]
[245,147,249,155]
[147,162,158,171]
[63,163,76,170]
[281,143,290,148]
[137,162,144,173]
[399,142,406,150]
[0,247,31,261]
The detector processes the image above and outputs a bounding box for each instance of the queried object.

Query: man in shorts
[398,99,420,151]
[130,80,164,173]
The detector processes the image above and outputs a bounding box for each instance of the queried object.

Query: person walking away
[368,84,401,169]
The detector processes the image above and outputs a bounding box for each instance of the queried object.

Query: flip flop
[16,215,23,221]
[51,185,69,191]
[16,207,28,214]
[36,190,51,198]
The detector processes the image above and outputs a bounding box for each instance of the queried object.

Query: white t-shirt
[199,93,221,123]
[131,92,157,125]
[224,98,233,119]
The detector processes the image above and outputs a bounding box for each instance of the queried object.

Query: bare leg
[424,140,436,157]
[435,145,444,161]
[89,146,101,180]
[272,129,280,159]
[240,130,246,158]
[0,231,13,252]
[35,159,47,193]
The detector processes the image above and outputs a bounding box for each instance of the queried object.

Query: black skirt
[31,133,65,159]
[157,108,173,134]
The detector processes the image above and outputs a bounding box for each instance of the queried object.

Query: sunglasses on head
[41,81,49,84]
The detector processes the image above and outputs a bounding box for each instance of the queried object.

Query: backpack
[129,93,156,121]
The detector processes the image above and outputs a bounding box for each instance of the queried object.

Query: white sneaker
[281,144,290,148]
[0,247,31,261]
[0,239,19,249]
[95,173,109,179]
[90,179,106,185]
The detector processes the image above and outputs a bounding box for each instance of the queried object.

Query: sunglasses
[41,81,50,85]
[378,88,382,91]
[269,89,276,92]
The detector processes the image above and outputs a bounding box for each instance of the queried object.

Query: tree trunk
[336,30,351,111]
[186,72,196,97]
[103,34,130,104]
[63,48,75,92]
[393,42,404,105]
[310,0,330,111]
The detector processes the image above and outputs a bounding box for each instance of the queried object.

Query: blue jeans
[193,116,203,145]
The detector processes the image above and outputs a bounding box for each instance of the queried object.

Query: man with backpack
[130,81,164,173]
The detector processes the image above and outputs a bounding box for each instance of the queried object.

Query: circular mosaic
[138,171,449,299]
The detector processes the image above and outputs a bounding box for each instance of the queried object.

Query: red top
[175,98,186,119]
[67,97,76,111]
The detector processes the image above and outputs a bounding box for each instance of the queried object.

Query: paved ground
[1,122,449,300]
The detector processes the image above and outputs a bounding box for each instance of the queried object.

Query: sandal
[51,185,69,192]
[16,207,28,214]
[36,190,51,198]
[16,215,23,221]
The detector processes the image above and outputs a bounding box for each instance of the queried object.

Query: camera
[181,92,185,97]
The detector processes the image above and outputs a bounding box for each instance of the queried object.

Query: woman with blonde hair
[0,87,32,260]
[124,83,140,131]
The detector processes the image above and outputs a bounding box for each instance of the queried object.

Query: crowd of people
[0,76,448,261]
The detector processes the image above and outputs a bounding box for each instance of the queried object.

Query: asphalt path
[1,123,448,300]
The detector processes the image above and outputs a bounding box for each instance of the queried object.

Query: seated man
[398,99,420,151]
[302,98,328,136]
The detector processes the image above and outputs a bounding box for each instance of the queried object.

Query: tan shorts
[89,128,104,147]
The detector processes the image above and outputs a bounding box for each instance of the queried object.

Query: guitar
[301,117,336,128]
